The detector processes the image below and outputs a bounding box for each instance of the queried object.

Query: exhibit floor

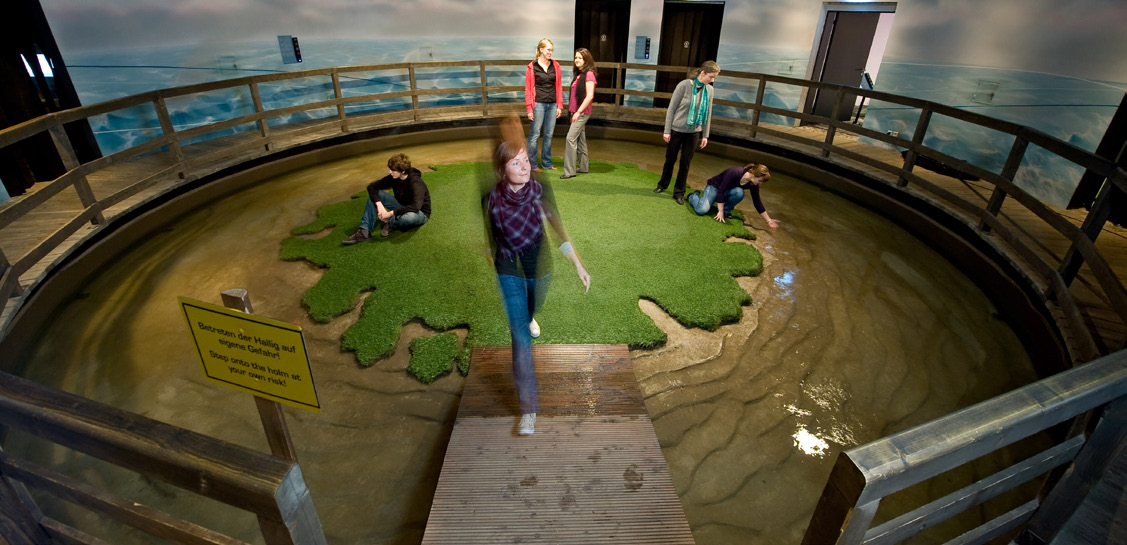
[7,138,1037,545]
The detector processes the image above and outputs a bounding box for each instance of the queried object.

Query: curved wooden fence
[0,59,1125,545]
[1,60,1123,362]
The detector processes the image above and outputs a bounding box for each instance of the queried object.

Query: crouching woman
[687,163,779,231]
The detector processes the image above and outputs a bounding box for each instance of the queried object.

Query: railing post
[0,448,53,545]
[1058,176,1117,286]
[823,87,847,158]
[749,78,766,139]
[1021,396,1127,544]
[219,288,316,545]
[258,465,328,545]
[0,252,20,298]
[897,106,933,188]
[220,288,299,463]
[154,94,187,180]
[802,452,874,545]
[615,63,624,107]
[979,134,1029,233]
[479,61,489,117]
[409,65,419,122]
[331,70,347,132]
[249,81,272,152]
[47,118,104,225]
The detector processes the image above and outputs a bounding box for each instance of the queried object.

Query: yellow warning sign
[179,297,320,412]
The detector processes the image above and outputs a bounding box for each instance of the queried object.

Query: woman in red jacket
[524,38,563,172]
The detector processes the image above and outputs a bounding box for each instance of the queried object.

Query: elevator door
[805,10,880,122]
[655,1,723,108]
[574,0,631,104]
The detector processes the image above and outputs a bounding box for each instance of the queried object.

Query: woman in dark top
[561,48,596,179]
[486,138,590,435]
[524,38,563,172]
[687,163,780,231]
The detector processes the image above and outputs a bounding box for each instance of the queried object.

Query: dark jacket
[367,168,431,217]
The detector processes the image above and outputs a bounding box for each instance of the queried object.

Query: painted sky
[41,0,1126,81]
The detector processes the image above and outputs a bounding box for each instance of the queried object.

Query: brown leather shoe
[342,229,370,245]
[380,224,392,237]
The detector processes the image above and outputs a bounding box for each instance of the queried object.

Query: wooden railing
[0,370,326,545]
[0,59,1124,545]
[801,348,1127,545]
[0,60,1123,361]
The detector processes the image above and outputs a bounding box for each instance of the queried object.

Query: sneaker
[380,223,392,237]
[519,413,536,436]
[342,229,370,245]
[529,318,541,339]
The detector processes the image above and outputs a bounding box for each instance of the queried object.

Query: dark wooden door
[1,0,100,197]
[574,0,631,104]
[804,10,880,122]
[655,1,724,108]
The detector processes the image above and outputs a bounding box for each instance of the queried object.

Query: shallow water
[634,159,1038,543]
[7,140,1036,545]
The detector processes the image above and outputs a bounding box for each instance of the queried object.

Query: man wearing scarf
[654,61,720,205]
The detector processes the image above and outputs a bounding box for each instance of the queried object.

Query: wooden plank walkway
[421,344,695,545]
[1051,439,1127,545]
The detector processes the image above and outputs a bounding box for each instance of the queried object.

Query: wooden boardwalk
[421,345,695,545]
[1052,442,1127,545]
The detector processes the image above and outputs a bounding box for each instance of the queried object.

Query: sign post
[180,289,320,462]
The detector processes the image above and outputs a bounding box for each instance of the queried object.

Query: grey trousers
[563,113,589,176]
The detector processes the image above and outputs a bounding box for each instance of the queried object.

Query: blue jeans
[497,273,550,414]
[527,102,558,169]
[688,185,745,217]
[360,190,428,231]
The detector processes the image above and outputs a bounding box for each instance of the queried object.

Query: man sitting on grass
[343,153,432,244]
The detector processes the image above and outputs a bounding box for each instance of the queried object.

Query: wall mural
[37,0,1127,208]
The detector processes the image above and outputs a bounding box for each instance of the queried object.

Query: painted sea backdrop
[18,37,1122,208]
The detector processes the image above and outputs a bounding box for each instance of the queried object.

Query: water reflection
[636,163,1038,545]
[773,270,795,297]
[792,426,830,457]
